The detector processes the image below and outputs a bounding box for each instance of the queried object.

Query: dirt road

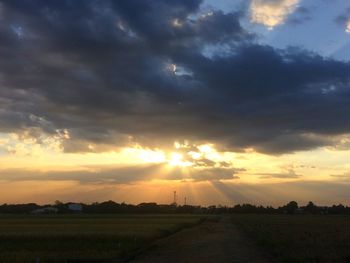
[128,216,273,263]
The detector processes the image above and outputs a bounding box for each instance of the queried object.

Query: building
[31,206,58,214]
[67,203,83,212]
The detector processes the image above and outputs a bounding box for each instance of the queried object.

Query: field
[0,214,204,263]
[232,214,350,263]
[2,213,349,263]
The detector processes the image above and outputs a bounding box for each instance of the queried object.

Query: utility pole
[184,196,187,206]
[173,191,177,206]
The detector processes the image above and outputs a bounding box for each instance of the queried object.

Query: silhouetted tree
[284,201,299,214]
[304,201,318,214]
[328,204,346,214]
[1,200,350,215]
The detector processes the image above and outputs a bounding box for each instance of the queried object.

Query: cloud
[0,166,157,184]
[253,133,333,155]
[335,8,350,33]
[167,167,240,181]
[330,172,350,181]
[286,6,312,25]
[250,0,300,29]
[0,0,350,155]
[0,128,62,156]
[258,168,302,179]
[0,164,241,184]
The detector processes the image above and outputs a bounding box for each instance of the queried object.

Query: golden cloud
[346,20,350,33]
[250,0,300,29]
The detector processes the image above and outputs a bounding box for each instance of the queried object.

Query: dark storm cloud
[1,0,350,154]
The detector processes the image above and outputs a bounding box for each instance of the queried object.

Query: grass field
[232,214,350,263]
[0,214,204,263]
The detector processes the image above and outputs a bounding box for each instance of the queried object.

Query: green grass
[232,214,350,263]
[0,214,204,263]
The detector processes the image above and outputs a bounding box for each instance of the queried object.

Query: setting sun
[168,153,192,167]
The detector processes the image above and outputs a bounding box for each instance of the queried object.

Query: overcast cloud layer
[1,0,350,154]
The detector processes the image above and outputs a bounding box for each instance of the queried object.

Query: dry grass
[0,214,204,263]
[232,214,350,263]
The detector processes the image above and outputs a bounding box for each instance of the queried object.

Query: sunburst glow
[168,152,193,167]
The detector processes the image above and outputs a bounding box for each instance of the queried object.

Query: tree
[54,200,63,206]
[304,201,317,214]
[284,201,298,214]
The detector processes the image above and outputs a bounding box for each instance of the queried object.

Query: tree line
[0,200,350,214]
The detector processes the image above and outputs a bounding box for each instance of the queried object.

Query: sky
[1,0,350,206]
